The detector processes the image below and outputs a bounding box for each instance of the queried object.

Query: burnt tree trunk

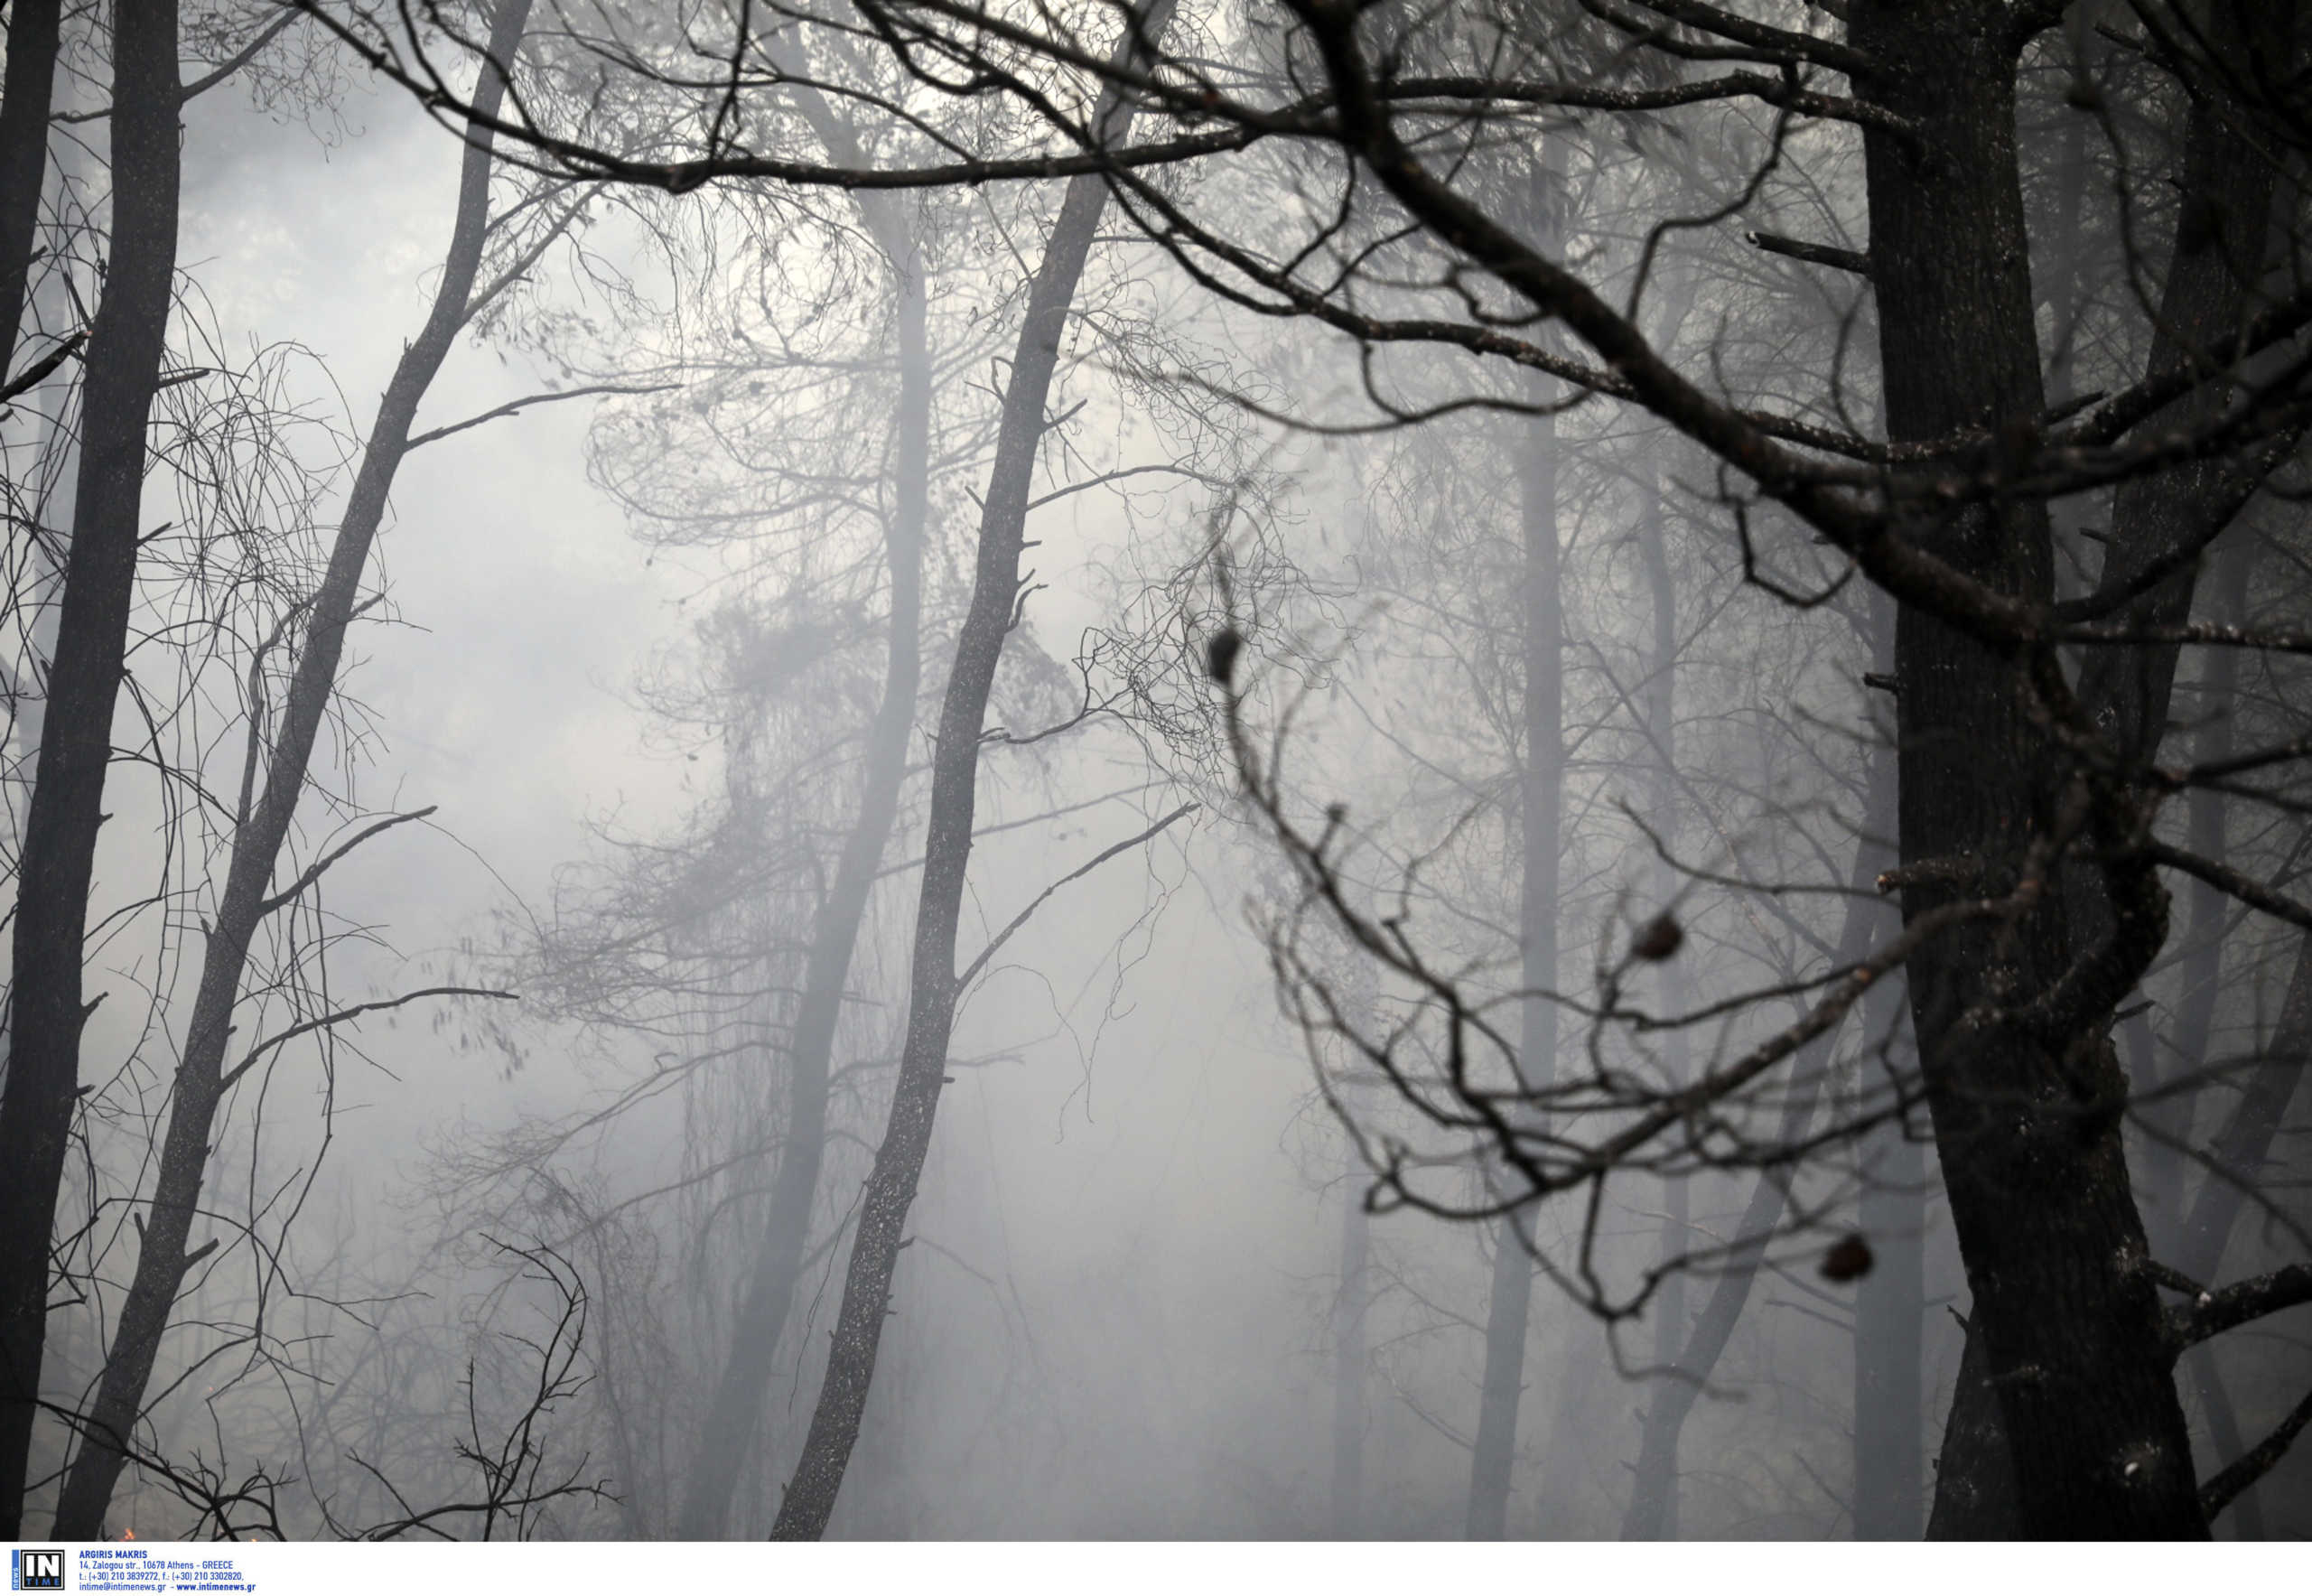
[1856,0,2203,1537]
[0,0,61,388]
[767,5,1174,1539]
[47,0,532,1535]
[1915,0,2294,1536]
[0,0,179,1536]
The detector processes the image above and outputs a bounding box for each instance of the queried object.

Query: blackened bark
[1923,5,2293,1533]
[0,0,61,387]
[1856,0,2204,1537]
[766,6,1175,1538]
[675,169,929,1541]
[1925,1322,2019,1537]
[0,0,179,1537]
[46,0,531,1535]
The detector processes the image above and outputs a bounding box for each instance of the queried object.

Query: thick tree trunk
[1856,0,2203,1537]
[0,0,180,1536]
[1619,751,1897,1540]
[46,0,531,1535]
[0,0,61,387]
[675,182,929,1540]
[1916,2,2292,1535]
[766,7,1174,1538]
[1465,372,1560,1542]
[4,63,96,787]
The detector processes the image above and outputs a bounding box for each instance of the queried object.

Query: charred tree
[1858,0,2201,1537]
[767,5,1177,1538]
[1916,0,2297,1536]
[0,0,61,392]
[47,0,534,1535]
[0,0,180,1536]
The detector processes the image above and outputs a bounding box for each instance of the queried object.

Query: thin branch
[2144,841,2312,935]
[2200,1381,2312,1522]
[257,807,439,916]
[957,803,1197,988]
[179,10,300,104]
[1747,229,1871,279]
[219,985,517,1093]
[406,384,676,451]
[0,329,85,405]
[2166,1262,2312,1353]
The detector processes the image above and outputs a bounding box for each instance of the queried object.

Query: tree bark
[0,0,180,1537]
[47,0,532,1535]
[0,0,61,388]
[766,5,1174,1538]
[1857,0,2203,1536]
[1916,1,2293,1535]
[1924,1322,2018,1537]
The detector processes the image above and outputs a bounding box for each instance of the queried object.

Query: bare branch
[957,802,1198,989]
[256,806,440,917]
[2166,1262,2312,1353]
[406,384,678,451]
